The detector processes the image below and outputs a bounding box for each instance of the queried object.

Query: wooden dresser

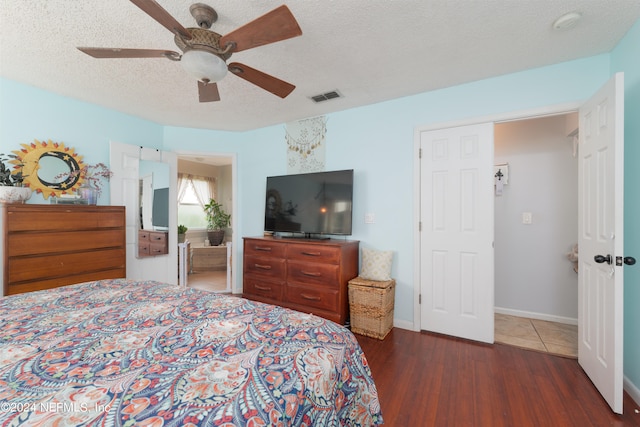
[2,204,126,296]
[138,230,168,257]
[243,236,359,324]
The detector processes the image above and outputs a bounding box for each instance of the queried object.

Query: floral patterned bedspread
[0,279,382,426]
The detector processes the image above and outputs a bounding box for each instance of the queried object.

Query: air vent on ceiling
[310,90,342,103]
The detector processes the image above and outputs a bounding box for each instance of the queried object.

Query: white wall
[494,114,578,321]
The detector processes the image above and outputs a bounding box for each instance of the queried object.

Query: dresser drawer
[9,249,126,284]
[138,242,151,257]
[244,239,287,258]
[149,243,168,256]
[287,244,341,264]
[244,278,284,301]
[244,255,286,281]
[286,283,339,313]
[288,260,339,288]
[148,231,167,244]
[7,207,125,232]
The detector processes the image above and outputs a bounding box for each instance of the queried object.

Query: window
[177,174,215,229]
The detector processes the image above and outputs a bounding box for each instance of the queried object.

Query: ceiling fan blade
[228,62,295,98]
[220,5,302,53]
[78,47,180,59]
[129,0,192,39]
[198,81,221,102]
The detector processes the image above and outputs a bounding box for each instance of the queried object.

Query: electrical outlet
[365,213,375,224]
[522,212,532,225]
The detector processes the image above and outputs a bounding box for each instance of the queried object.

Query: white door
[110,141,140,279]
[110,141,179,284]
[578,72,625,414]
[420,123,495,343]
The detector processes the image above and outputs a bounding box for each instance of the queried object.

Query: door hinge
[419,294,421,304]
[419,148,422,159]
[419,221,422,232]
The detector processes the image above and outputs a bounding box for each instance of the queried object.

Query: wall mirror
[136,159,170,258]
[15,140,83,199]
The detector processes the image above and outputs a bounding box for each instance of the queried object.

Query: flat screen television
[264,169,353,237]
[152,187,169,229]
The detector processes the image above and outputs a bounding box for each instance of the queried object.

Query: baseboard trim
[393,318,416,332]
[624,376,640,407]
[494,306,578,326]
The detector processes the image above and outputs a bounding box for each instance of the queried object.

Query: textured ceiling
[1,1,639,132]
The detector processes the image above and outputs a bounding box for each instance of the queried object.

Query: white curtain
[178,174,216,208]
[177,173,188,202]
[191,176,216,207]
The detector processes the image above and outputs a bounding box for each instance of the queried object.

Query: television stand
[242,236,359,324]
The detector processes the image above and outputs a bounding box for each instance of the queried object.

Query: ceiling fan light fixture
[181,49,228,82]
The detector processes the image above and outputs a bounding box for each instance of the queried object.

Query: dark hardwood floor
[355,328,640,426]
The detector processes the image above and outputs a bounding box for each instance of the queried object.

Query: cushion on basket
[360,248,393,281]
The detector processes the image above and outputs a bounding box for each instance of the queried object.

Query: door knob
[594,254,612,264]
[624,256,636,266]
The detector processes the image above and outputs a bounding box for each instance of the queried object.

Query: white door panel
[578,72,624,414]
[110,141,178,284]
[420,123,494,343]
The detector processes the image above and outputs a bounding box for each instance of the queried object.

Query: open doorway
[493,113,579,357]
[177,153,235,293]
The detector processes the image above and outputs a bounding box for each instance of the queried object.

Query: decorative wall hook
[493,163,509,184]
[494,163,509,196]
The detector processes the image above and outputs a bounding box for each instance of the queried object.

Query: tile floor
[186,269,228,293]
[495,313,578,358]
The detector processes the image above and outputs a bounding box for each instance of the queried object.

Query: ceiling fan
[78,1,302,102]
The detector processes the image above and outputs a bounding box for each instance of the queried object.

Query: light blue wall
[0,81,164,204]
[165,54,611,329]
[611,19,640,394]
[1,19,639,393]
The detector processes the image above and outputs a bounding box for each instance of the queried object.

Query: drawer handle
[301,251,321,257]
[255,246,272,252]
[301,293,321,301]
[255,264,272,270]
[301,271,321,277]
[255,284,272,291]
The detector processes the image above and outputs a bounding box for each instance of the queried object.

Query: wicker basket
[348,277,395,340]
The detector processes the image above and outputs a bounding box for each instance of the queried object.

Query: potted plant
[0,153,31,203]
[178,224,188,243]
[204,198,231,246]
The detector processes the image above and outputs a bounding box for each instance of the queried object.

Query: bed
[0,279,383,426]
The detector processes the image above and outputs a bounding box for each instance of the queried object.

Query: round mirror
[15,140,84,198]
[37,154,79,189]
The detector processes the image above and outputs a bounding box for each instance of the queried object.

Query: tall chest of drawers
[2,204,126,296]
[243,237,359,325]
